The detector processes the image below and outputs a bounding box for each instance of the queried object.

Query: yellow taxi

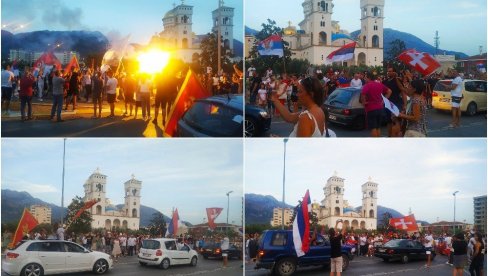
[432,79,487,116]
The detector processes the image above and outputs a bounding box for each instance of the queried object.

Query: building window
[336,200,339,203]
[183,30,187,34]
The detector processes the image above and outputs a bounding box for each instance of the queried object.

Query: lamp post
[217,0,222,74]
[282,138,289,230]
[61,138,66,225]
[226,191,233,225]
[453,191,459,234]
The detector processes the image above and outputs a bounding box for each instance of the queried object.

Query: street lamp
[226,191,233,225]
[61,138,66,225]
[282,138,289,230]
[453,191,459,234]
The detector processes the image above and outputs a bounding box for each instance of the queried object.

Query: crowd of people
[245,227,486,276]
[245,65,480,137]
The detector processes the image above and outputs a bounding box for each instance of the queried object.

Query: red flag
[9,209,39,248]
[206,207,223,230]
[172,208,180,235]
[64,55,80,74]
[398,49,440,76]
[34,52,62,70]
[164,70,211,137]
[72,199,99,222]
[389,214,418,232]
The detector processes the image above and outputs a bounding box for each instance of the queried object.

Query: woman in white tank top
[271,76,331,137]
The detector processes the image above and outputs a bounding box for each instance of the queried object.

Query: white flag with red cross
[389,214,418,232]
[398,49,440,76]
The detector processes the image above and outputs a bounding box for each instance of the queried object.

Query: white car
[138,238,198,269]
[2,239,113,276]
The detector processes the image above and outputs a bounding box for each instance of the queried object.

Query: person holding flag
[329,220,346,276]
[398,79,428,137]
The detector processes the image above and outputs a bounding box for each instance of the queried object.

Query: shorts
[384,108,399,124]
[155,95,171,109]
[124,92,135,103]
[222,250,229,257]
[404,129,426,137]
[451,96,462,108]
[425,247,432,255]
[330,256,343,272]
[1,87,12,101]
[453,254,467,268]
[107,93,116,103]
[366,109,383,130]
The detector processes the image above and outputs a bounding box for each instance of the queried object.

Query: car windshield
[433,80,452,92]
[384,240,404,247]
[182,101,242,137]
[203,242,220,248]
[327,89,354,105]
[142,240,160,250]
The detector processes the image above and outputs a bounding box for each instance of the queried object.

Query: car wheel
[21,263,44,276]
[93,259,109,274]
[245,118,258,137]
[342,254,350,271]
[160,258,170,270]
[203,255,208,259]
[352,115,365,130]
[274,258,296,276]
[382,258,389,262]
[401,254,409,264]
[466,102,477,116]
[191,256,198,266]
[139,261,147,266]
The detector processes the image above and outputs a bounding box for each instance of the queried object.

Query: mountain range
[1,189,191,227]
[245,193,429,226]
[245,26,468,58]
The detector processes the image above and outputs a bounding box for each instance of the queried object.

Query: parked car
[200,242,242,260]
[322,87,386,130]
[255,230,354,276]
[374,239,436,263]
[176,94,271,137]
[431,79,487,116]
[138,238,198,269]
[1,239,113,276]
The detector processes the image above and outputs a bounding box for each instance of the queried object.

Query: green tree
[148,212,167,237]
[199,32,235,74]
[247,19,293,75]
[65,196,92,234]
[379,212,393,231]
[384,39,407,71]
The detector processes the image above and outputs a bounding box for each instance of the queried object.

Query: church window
[133,202,136,205]
[375,57,377,61]
[321,55,324,60]
[336,200,339,204]
[334,207,340,216]
[372,35,379,48]
[320,1,326,12]
[183,30,187,34]
[363,8,367,17]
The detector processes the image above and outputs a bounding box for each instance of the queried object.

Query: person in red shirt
[360,72,392,137]
[19,68,36,121]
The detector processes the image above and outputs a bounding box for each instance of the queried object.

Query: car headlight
[259,111,269,118]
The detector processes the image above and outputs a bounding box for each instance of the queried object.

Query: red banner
[398,49,440,76]
[389,214,418,232]
[206,207,223,230]
[72,199,99,222]
[34,52,62,70]
[9,209,39,248]
[164,70,211,137]
[64,55,80,74]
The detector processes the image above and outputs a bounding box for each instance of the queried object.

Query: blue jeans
[20,95,32,119]
[51,94,64,120]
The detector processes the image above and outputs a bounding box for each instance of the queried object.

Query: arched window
[363,36,366,47]
[223,39,230,49]
[96,205,102,215]
[372,35,379,48]
[369,210,375,218]
[373,7,380,17]
[334,207,340,216]
[319,32,327,45]
[132,208,137,217]
[182,38,188,49]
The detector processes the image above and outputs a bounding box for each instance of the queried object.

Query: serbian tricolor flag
[166,208,180,237]
[34,52,62,70]
[206,207,223,230]
[8,209,39,248]
[326,42,356,64]
[398,49,440,76]
[64,55,80,74]
[164,70,211,137]
[389,214,418,232]
[72,199,99,222]
[293,190,312,257]
[258,34,284,57]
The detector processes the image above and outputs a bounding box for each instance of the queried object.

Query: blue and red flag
[258,34,284,57]
[326,42,356,64]
[166,208,180,237]
[292,190,311,257]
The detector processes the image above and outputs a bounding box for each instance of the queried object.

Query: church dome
[332,33,352,41]
[344,210,361,217]
[105,206,117,212]
[163,10,175,19]
[343,207,355,213]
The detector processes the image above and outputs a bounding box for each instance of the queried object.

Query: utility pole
[61,138,66,225]
[281,138,289,230]
[217,0,222,75]
[434,31,440,55]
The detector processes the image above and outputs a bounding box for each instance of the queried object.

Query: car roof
[198,94,243,109]
[144,238,177,242]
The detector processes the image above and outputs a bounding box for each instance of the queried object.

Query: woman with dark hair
[398,79,427,137]
[271,76,332,137]
[469,232,484,276]
[452,233,468,276]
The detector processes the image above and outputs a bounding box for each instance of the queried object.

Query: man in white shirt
[423,231,434,268]
[444,70,463,128]
[350,73,363,89]
[105,71,118,118]
[1,64,15,114]
[127,235,136,256]
[56,224,65,240]
[221,236,230,268]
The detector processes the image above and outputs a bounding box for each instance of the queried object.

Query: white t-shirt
[424,234,433,248]
[56,227,65,240]
[258,88,267,101]
[359,236,367,246]
[451,76,463,97]
[350,78,362,88]
[247,67,256,77]
[1,70,14,87]
[106,78,118,94]
[221,237,230,250]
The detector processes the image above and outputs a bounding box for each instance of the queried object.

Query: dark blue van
[255,230,354,276]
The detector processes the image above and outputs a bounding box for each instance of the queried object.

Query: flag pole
[281,35,286,75]
[61,138,66,225]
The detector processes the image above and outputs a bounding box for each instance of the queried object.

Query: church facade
[315,173,378,230]
[83,169,142,231]
[281,0,384,66]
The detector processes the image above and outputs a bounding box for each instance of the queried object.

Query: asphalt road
[262,108,487,138]
[1,255,243,276]
[246,255,478,276]
[2,100,171,137]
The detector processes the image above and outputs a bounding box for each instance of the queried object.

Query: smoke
[2,0,86,31]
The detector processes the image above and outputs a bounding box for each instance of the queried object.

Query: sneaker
[448,124,455,128]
